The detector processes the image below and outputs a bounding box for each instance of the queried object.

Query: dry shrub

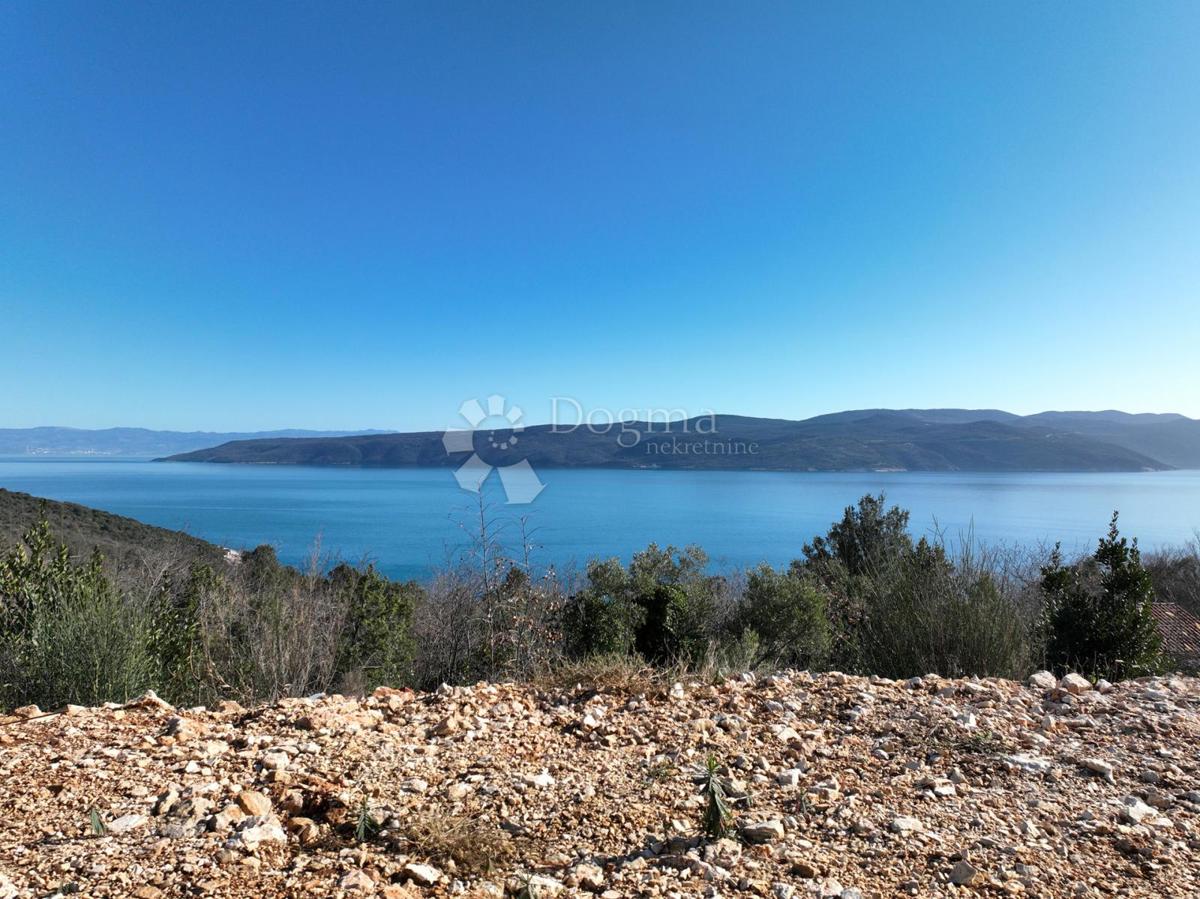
[411,503,572,690]
[396,813,514,873]
[537,652,660,695]
[1145,538,1200,618]
[186,547,344,705]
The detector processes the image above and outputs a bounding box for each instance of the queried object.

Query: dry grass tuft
[395,813,514,873]
[536,653,662,696]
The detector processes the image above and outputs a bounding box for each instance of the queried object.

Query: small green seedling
[354,798,380,843]
[699,754,733,840]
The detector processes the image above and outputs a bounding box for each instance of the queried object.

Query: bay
[1,458,1198,579]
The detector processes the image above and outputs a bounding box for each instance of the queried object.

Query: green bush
[797,493,916,670]
[0,521,161,710]
[733,565,830,669]
[561,557,642,658]
[177,548,423,705]
[330,563,420,692]
[562,544,720,666]
[1040,513,1163,681]
[634,583,696,664]
[801,493,913,580]
[856,538,1033,679]
[796,495,1036,679]
[146,563,204,703]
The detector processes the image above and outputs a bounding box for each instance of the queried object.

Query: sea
[2,458,1198,580]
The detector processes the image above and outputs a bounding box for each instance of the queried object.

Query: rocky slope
[1,671,1197,898]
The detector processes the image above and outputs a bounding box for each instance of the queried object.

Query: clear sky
[2,1,1198,431]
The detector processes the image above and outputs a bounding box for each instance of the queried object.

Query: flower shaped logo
[442,395,546,504]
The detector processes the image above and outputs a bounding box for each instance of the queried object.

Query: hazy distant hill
[0,488,227,569]
[0,427,384,458]
[1017,412,1200,469]
[160,409,1198,472]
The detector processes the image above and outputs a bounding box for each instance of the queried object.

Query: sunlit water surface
[2,459,1197,579]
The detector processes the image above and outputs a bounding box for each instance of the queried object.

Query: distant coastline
[0,427,385,459]
[159,409,1200,474]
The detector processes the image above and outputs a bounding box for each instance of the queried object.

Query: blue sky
[2,2,1198,431]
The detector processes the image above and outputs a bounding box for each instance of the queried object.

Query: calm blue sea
[2,458,1198,580]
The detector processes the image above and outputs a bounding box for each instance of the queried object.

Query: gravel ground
[1,670,1197,898]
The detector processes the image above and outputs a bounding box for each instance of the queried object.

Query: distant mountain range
[158,409,1200,472]
[0,427,385,458]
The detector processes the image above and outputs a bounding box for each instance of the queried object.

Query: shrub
[411,567,484,688]
[797,496,1036,679]
[1144,539,1200,618]
[856,538,1033,679]
[182,556,338,705]
[562,544,721,667]
[732,565,830,670]
[330,563,420,693]
[1040,513,1163,680]
[0,521,161,709]
[176,546,407,705]
[797,494,916,670]
[635,584,694,663]
[412,561,567,689]
[410,502,568,689]
[801,493,912,580]
[4,496,1183,712]
[561,557,642,658]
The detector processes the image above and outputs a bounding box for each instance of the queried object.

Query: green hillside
[0,488,227,569]
[162,409,1185,473]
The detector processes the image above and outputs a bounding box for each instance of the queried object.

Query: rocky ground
[1,670,1198,899]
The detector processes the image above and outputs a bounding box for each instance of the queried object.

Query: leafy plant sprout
[699,754,733,840]
[354,797,380,843]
